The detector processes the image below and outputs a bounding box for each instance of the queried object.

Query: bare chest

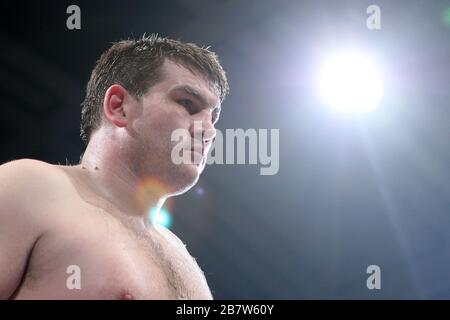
[19,208,212,300]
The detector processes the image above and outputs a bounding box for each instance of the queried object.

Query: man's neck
[79,140,167,228]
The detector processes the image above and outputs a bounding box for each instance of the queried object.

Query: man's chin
[167,162,203,196]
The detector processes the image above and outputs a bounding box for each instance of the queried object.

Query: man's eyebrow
[172,85,218,109]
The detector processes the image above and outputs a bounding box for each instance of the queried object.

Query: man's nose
[190,111,216,144]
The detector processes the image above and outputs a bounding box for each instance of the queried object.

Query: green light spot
[442,7,450,26]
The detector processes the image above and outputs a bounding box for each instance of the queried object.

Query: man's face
[127,59,221,195]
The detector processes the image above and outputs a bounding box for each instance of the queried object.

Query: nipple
[119,291,135,300]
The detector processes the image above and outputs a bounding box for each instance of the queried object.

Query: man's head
[80,35,229,195]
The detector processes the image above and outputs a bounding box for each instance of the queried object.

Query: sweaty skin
[0,59,220,300]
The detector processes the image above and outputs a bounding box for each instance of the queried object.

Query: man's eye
[178,99,196,113]
[178,99,192,107]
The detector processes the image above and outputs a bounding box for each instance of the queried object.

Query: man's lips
[177,140,208,163]
[190,147,205,158]
[191,140,206,158]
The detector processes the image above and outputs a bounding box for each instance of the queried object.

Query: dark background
[0,0,449,299]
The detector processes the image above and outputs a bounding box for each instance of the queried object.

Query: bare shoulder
[0,158,58,174]
[0,158,70,212]
[155,224,187,248]
[0,158,66,185]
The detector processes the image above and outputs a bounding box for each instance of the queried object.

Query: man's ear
[103,84,129,128]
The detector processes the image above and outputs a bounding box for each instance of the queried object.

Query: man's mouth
[191,148,205,159]
[191,140,205,158]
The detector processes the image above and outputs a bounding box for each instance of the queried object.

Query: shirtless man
[0,35,229,299]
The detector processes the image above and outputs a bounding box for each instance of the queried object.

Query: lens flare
[443,7,450,26]
[135,177,170,211]
[148,207,172,228]
[195,186,205,196]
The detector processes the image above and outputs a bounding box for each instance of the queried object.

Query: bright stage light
[318,52,384,114]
